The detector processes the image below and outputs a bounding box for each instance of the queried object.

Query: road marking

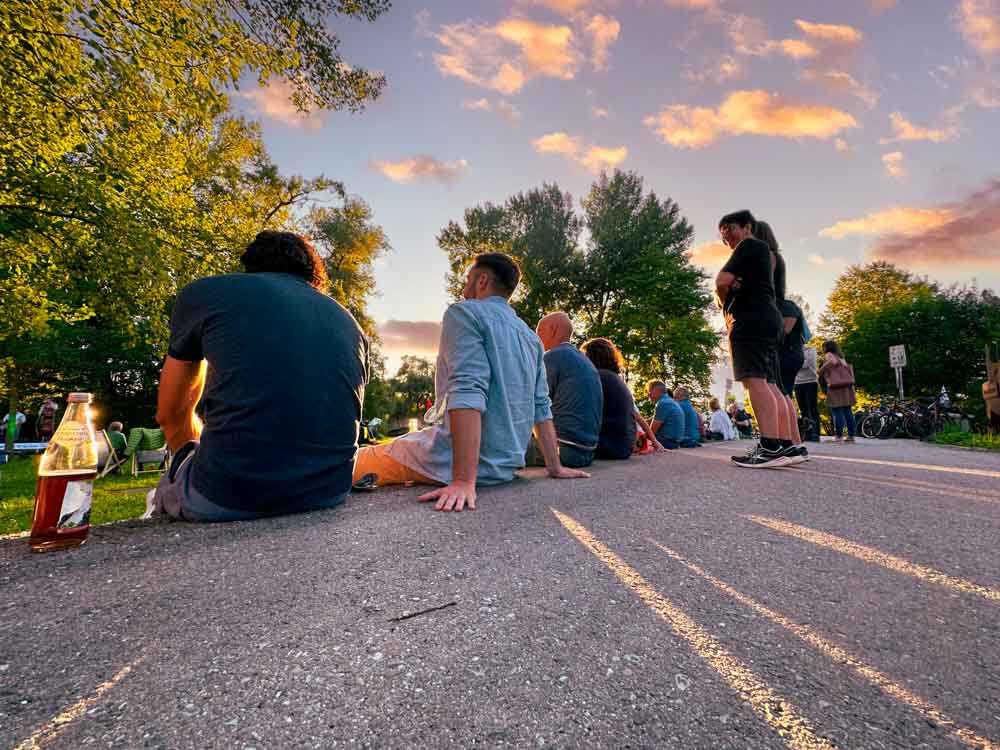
[551,509,837,750]
[13,655,144,750]
[747,515,1000,602]
[650,540,999,750]
[787,466,1000,504]
[813,455,1000,480]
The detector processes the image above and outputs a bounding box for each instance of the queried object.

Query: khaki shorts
[353,443,439,487]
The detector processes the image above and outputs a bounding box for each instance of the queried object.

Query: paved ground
[2,438,999,749]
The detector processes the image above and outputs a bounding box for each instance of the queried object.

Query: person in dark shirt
[527,311,603,468]
[756,220,805,451]
[580,337,663,459]
[715,210,800,468]
[672,386,702,448]
[152,230,369,522]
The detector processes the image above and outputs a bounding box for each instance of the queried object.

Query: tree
[437,184,583,328]
[1,0,391,447]
[389,356,435,420]
[819,261,936,342]
[576,171,717,388]
[841,286,1000,416]
[308,192,391,336]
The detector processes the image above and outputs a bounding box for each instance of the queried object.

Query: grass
[0,455,160,535]
[931,425,1000,451]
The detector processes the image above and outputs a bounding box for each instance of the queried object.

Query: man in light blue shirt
[672,386,703,448]
[647,380,683,450]
[353,253,590,511]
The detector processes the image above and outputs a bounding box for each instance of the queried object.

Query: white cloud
[800,69,879,108]
[835,138,851,152]
[462,98,491,111]
[239,79,324,130]
[370,155,469,184]
[819,207,955,239]
[644,90,858,148]
[585,14,621,71]
[462,97,521,121]
[880,111,960,144]
[956,0,1000,57]
[683,55,745,83]
[882,151,907,180]
[432,17,581,94]
[794,20,863,46]
[532,131,627,172]
[807,254,826,265]
[688,241,732,268]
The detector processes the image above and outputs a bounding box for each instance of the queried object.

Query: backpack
[825,357,855,388]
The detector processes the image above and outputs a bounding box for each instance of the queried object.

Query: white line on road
[552,508,837,750]
[650,540,999,750]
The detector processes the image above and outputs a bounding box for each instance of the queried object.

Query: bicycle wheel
[904,414,930,439]
[860,415,883,439]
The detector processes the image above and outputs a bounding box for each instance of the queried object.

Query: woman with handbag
[818,340,857,443]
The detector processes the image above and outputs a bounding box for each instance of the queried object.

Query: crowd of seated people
[150,237,750,523]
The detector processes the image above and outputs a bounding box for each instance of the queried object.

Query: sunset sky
[235,0,1000,376]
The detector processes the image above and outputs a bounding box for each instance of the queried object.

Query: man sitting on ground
[647,381,683,450]
[153,230,369,522]
[526,311,602,468]
[353,253,589,512]
[672,386,702,448]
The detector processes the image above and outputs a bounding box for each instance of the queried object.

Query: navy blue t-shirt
[595,369,636,460]
[168,272,369,512]
[544,343,603,450]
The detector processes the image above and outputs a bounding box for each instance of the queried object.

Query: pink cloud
[239,79,324,130]
[378,320,442,353]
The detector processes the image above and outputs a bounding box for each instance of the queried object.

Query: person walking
[818,340,857,443]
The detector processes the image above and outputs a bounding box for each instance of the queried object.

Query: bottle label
[51,422,91,446]
[58,481,93,531]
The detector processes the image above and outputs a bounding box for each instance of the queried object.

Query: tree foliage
[437,171,718,389]
[0,0,391,443]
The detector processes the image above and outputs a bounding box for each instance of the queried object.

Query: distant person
[755,220,805,454]
[352,254,589,512]
[794,347,821,442]
[528,311,602,468]
[818,340,857,443]
[648,381,683,449]
[715,210,799,467]
[2,410,26,441]
[707,398,737,440]
[37,398,58,442]
[672,386,702,448]
[107,421,128,457]
[580,337,663,459]
[729,402,753,439]
[153,230,370,522]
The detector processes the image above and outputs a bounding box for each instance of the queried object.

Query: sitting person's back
[706,398,737,440]
[647,380,683,449]
[153,231,368,522]
[673,387,702,447]
[107,421,128,456]
[529,312,602,468]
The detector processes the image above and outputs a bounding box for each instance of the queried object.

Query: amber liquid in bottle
[28,393,98,553]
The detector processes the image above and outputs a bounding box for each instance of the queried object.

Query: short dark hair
[718,210,755,229]
[581,337,625,374]
[823,340,844,357]
[471,253,521,297]
[241,231,328,290]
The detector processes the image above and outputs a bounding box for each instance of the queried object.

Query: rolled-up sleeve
[533,343,553,424]
[442,304,490,413]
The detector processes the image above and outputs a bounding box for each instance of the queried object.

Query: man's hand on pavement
[547,466,590,479]
[418,480,477,512]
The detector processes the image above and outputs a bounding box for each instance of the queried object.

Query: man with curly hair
[152,230,370,521]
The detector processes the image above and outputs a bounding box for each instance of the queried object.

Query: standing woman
[754,220,805,450]
[818,340,857,443]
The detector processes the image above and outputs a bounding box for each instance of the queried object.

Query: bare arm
[783,316,797,335]
[715,270,737,309]
[532,420,590,479]
[633,409,664,452]
[155,356,206,452]
[418,408,480,512]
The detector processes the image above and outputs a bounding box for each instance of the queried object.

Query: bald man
[527,311,603,468]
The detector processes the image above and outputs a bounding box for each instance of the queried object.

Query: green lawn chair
[97,430,129,478]
[124,427,170,477]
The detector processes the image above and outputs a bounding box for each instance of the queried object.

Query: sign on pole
[889,344,906,399]
[889,344,907,368]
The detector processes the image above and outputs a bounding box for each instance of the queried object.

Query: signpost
[889,344,907,400]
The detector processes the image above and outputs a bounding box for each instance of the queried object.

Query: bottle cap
[67,392,93,403]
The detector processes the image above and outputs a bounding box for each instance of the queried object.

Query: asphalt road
[2,438,999,749]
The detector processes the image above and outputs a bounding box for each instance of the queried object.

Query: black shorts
[730,336,779,383]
